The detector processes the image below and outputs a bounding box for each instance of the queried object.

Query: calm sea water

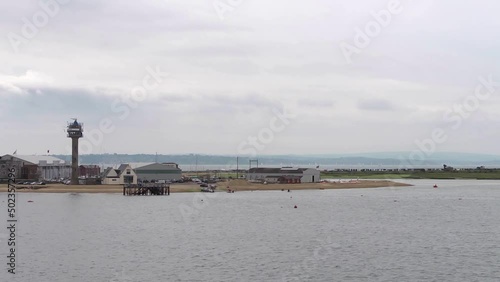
[1,180,499,282]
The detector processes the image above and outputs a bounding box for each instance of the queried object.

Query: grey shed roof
[248,167,303,174]
[135,163,182,171]
[1,154,66,165]
[117,164,129,172]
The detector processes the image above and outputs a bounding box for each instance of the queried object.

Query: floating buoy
[294,205,297,208]
[433,184,438,188]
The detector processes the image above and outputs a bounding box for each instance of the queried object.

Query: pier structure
[123,183,170,196]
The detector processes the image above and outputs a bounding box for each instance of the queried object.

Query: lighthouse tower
[67,119,83,185]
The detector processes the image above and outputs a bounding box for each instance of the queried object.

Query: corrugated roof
[128,162,155,169]
[135,162,181,171]
[249,167,316,174]
[2,154,67,165]
[249,167,302,174]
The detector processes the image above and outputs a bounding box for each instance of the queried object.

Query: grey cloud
[193,93,281,115]
[357,98,394,111]
[159,94,195,104]
[3,0,500,155]
[196,60,263,75]
[270,62,341,76]
[3,88,113,120]
[297,99,335,108]
[166,45,258,58]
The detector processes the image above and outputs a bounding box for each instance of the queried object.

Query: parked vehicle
[201,187,214,193]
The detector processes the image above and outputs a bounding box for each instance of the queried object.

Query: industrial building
[79,165,101,178]
[264,175,303,184]
[102,164,138,185]
[0,154,71,181]
[0,155,23,182]
[247,167,320,183]
[135,162,182,182]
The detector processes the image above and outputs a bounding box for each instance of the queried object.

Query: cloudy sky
[1,0,500,156]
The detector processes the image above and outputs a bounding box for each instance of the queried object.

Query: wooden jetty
[123,183,170,196]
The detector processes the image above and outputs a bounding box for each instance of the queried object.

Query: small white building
[102,164,137,185]
[300,168,321,183]
[247,167,320,183]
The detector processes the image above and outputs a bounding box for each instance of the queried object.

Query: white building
[247,167,320,183]
[102,164,138,185]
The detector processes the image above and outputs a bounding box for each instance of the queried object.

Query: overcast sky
[1,0,500,156]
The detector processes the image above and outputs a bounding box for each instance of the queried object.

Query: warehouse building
[0,156,24,182]
[247,167,320,183]
[135,162,182,182]
[0,154,71,181]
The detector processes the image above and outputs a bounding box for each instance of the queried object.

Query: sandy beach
[0,180,411,194]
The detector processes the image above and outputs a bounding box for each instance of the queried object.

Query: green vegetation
[321,170,500,180]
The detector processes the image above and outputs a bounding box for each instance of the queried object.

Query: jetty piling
[123,183,170,196]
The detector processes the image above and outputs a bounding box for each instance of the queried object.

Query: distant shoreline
[321,170,500,180]
[0,180,411,194]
